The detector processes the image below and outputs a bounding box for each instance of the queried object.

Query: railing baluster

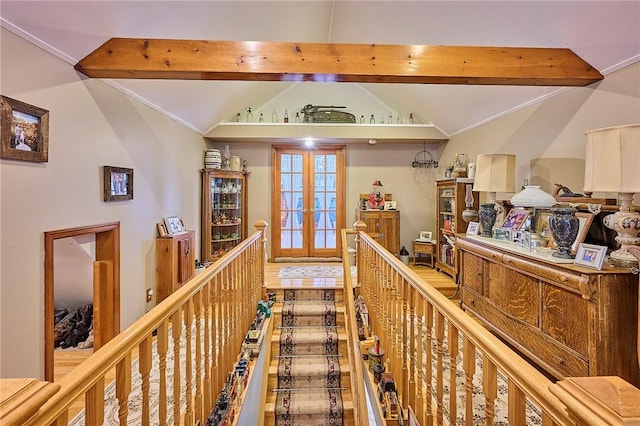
[448,323,459,425]
[435,312,445,425]
[202,280,212,414]
[157,320,169,426]
[482,357,497,424]
[508,380,526,424]
[463,336,475,426]
[184,299,194,425]
[194,289,204,423]
[408,285,416,415]
[115,353,132,424]
[139,336,152,425]
[415,294,425,424]
[85,377,104,426]
[425,301,434,426]
[171,310,182,425]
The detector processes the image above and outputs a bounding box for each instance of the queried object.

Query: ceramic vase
[549,206,579,259]
[478,203,497,237]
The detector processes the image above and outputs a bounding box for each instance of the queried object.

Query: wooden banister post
[549,376,640,425]
[255,220,268,285]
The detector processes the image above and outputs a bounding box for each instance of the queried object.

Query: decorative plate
[368,193,385,209]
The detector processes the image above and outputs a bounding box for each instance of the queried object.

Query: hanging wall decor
[103,166,133,202]
[0,95,49,162]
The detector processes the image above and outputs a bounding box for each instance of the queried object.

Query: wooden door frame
[271,145,345,259]
[44,222,120,382]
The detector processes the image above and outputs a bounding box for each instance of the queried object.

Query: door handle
[376,222,381,230]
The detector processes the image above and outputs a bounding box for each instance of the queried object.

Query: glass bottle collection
[237,107,417,124]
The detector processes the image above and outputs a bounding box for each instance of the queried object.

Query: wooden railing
[341,229,370,426]
[27,221,268,426]
[352,222,640,425]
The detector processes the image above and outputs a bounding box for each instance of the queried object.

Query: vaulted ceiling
[1,1,639,138]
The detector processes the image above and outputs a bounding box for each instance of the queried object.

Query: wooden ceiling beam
[75,38,603,86]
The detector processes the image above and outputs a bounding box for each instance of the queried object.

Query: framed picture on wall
[0,95,49,162]
[103,166,133,202]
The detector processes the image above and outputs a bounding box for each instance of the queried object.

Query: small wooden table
[412,240,435,268]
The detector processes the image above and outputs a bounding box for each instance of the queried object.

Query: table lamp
[472,154,516,237]
[584,124,640,268]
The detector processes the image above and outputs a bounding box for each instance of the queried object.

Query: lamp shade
[584,124,640,193]
[472,154,516,193]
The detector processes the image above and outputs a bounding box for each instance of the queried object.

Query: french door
[272,145,345,259]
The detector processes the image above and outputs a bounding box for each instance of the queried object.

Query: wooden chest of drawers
[457,235,640,387]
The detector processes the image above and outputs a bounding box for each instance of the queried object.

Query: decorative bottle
[294,112,300,123]
[272,109,278,123]
[409,113,414,124]
[388,112,393,124]
[284,110,289,123]
[247,107,253,122]
[360,115,365,124]
[370,114,375,124]
[259,112,264,123]
[380,114,384,124]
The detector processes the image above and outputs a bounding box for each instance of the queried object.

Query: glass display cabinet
[201,169,248,261]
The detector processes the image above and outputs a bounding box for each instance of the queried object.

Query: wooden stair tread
[268,355,350,374]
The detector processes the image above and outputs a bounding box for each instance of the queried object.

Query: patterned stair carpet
[273,288,345,426]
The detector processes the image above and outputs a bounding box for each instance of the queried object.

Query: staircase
[264,287,354,425]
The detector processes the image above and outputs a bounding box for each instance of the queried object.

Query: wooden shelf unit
[201,169,249,261]
[435,178,478,282]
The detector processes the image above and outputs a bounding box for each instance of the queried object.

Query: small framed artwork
[548,211,594,253]
[103,166,133,202]
[157,222,169,237]
[521,230,532,250]
[419,231,432,241]
[502,208,530,230]
[511,230,524,244]
[466,221,480,236]
[0,95,49,162]
[384,201,397,210]
[574,243,607,270]
[163,216,186,235]
[493,228,512,241]
[536,210,553,238]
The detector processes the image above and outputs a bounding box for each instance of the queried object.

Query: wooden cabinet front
[458,235,640,386]
[156,230,195,303]
[357,210,400,256]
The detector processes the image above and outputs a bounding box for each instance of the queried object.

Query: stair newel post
[353,220,366,286]
[255,220,268,286]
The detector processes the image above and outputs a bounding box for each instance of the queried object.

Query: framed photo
[0,95,49,162]
[548,211,594,253]
[536,210,553,238]
[502,208,530,230]
[466,221,480,235]
[574,243,607,270]
[103,166,133,202]
[419,231,432,241]
[521,230,532,250]
[384,200,397,210]
[493,228,512,241]
[511,230,524,244]
[163,216,186,235]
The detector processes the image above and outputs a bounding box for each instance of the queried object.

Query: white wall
[0,28,206,378]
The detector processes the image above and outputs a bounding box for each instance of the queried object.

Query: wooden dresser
[457,235,640,387]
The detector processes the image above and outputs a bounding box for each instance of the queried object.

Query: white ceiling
[2,1,639,138]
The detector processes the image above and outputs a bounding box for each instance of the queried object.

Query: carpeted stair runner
[266,288,352,426]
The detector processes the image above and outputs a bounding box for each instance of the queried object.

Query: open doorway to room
[271,145,346,260]
[44,222,120,382]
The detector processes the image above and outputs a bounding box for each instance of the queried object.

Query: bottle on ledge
[247,107,253,122]
[284,110,289,123]
[259,112,264,123]
[271,109,278,123]
[370,114,375,124]
[294,112,300,123]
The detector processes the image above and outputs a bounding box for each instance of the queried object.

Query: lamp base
[478,203,498,237]
[603,200,640,269]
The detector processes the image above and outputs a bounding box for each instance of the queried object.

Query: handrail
[27,221,268,425]
[341,228,370,426]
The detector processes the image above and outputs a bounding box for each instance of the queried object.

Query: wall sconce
[584,124,640,268]
[472,154,516,237]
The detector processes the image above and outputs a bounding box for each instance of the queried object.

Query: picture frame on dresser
[163,216,185,235]
[574,243,607,270]
[466,222,480,235]
[502,208,530,230]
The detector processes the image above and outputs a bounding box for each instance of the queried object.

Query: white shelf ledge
[204,122,449,143]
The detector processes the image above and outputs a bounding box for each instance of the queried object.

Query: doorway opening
[271,145,345,260]
[44,222,120,382]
